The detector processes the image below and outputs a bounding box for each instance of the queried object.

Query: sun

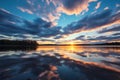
[70,42,74,46]
[69,42,75,53]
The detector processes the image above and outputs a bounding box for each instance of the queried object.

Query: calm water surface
[0,46,120,80]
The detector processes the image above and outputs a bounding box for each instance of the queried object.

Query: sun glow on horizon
[70,42,74,46]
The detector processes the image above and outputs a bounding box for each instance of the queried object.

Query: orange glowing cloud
[56,0,96,15]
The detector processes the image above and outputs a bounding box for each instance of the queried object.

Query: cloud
[98,25,120,33]
[56,0,96,15]
[88,35,120,41]
[73,34,120,44]
[0,8,62,40]
[18,7,33,14]
[104,7,109,10]
[116,4,120,7]
[113,33,120,36]
[95,2,101,9]
[18,0,96,23]
[0,8,23,23]
[18,0,60,23]
[0,6,120,43]
[0,8,28,36]
[75,35,85,40]
[63,8,120,34]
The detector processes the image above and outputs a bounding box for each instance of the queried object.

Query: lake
[0,46,120,80]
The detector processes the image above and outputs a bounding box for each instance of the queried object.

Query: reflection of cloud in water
[36,46,120,53]
[0,46,120,80]
[36,46,120,65]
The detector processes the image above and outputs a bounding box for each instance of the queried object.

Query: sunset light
[0,0,120,80]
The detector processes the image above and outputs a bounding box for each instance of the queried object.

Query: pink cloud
[95,2,101,9]
[56,0,97,15]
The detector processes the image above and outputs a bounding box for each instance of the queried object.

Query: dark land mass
[93,42,120,45]
[0,40,38,51]
[0,45,37,51]
[0,40,38,46]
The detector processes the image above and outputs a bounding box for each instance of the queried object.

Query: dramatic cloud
[56,0,96,15]
[0,8,23,23]
[88,35,120,41]
[18,0,60,23]
[0,8,62,40]
[0,0,120,43]
[113,33,120,36]
[98,25,120,33]
[73,33,120,44]
[18,0,96,23]
[1,6,120,42]
[63,8,120,34]
[0,8,27,36]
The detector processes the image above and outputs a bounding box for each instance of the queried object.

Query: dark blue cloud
[0,9,24,24]
[74,34,120,43]
[113,33,120,36]
[98,25,120,33]
[63,8,120,34]
[75,35,85,40]
[88,35,120,41]
[0,9,62,40]
[0,9,29,35]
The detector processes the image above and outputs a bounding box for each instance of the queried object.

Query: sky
[0,0,120,44]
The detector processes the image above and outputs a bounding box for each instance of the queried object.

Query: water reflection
[0,46,120,80]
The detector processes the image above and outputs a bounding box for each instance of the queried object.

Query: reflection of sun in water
[70,42,74,46]
[70,42,75,53]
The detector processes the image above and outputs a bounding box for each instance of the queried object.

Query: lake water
[0,46,120,80]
